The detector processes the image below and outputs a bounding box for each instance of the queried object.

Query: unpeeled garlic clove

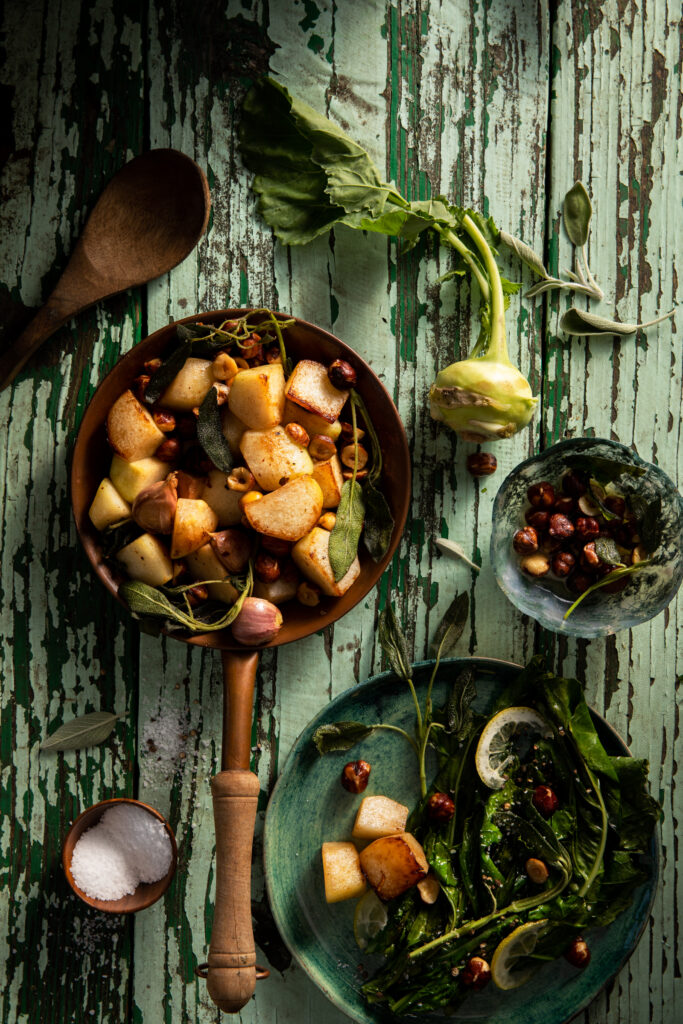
[132,473,178,534]
[231,597,283,646]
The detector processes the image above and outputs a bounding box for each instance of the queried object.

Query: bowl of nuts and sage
[490,437,683,636]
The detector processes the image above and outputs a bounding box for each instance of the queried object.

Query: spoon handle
[0,300,72,391]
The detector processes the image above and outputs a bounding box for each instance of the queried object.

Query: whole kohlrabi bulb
[429,356,538,442]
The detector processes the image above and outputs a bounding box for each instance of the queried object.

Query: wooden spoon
[0,149,210,391]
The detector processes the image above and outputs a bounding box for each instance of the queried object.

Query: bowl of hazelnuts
[489,437,683,636]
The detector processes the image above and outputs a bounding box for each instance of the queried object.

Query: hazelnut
[285,422,310,447]
[605,495,626,518]
[317,512,337,531]
[153,409,176,433]
[466,452,497,477]
[562,470,587,498]
[327,358,357,390]
[155,437,181,463]
[143,358,162,373]
[575,516,600,542]
[341,760,371,794]
[242,335,262,361]
[631,544,648,565]
[525,858,549,884]
[186,584,209,607]
[567,571,593,594]
[532,785,559,816]
[552,550,575,577]
[254,552,281,584]
[265,345,282,364]
[527,481,555,508]
[461,957,491,990]
[297,581,321,607]
[211,352,239,381]
[548,514,574,541]
[525,509,550,533]
[132,374,151,403]
[261,536,292,557]
[239,490,263,511]
[580,542,601,569]
[520,553,550,577]
[309,434,337,461]
[342,468,368,480]
[175,413,197,440]
[553,496,576,516]
[228,467,256,492]
[234,356,250,370]
[513,527,539,554]
[427,792,455,823]
[564,937,591,969]
[340,422,365,443]
[340,444,369,471]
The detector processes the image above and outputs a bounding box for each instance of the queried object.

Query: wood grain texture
[0,0,679,1021]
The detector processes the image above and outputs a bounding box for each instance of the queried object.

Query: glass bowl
[490,438,683,637]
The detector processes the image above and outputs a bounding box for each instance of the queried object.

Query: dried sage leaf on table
[197,387,234,473]
[378,605,412,683]
[499,230,549,279]
[430,591,469,658]
[329,479,365,581]
[312,721,374,754]
[434,538,481,573]
[362,480,394,562]
[41,711,120,752]
[563,181,593,247]
[560,307,675,338]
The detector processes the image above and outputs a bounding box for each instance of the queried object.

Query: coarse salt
[70,804,173,901]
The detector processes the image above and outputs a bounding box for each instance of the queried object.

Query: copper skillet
[70,309,411,1014]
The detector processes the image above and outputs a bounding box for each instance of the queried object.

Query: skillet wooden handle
[206,649,261,1013]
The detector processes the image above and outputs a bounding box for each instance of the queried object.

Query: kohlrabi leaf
[563,181,593,247]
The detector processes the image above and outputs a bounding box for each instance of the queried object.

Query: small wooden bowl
[62,797,178,913]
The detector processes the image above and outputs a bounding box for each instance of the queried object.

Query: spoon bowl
[0,149,210,390]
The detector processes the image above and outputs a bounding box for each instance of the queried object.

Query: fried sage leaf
[329,479,365,581]
[312,721,374,755]
[560,307,675,338]
[197,386,234,473]
[594,537,626,567]
[41,711,120,752]
[362,480,394,562]
[145,338,192,404]
[120,577,249,633]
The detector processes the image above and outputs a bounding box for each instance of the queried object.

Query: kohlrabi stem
[461,213,509,365]
[437,226,491,303]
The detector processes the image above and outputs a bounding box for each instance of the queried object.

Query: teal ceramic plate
[264,658,658,1024]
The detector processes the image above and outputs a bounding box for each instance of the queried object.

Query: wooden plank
[545,2,682,1022]
[0,1,145,1021]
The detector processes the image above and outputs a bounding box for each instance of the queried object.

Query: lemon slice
[475,706,553,789]
[491,919,548,990]
[353,890,388,950]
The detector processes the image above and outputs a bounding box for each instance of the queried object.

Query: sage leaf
[560,307,675,338]
[329,479,365,581]
[563,182,592,247]
[120,578,249,633]
[362,480,394,562]
[197,387,234,474]
[563,560,652,620]
[594,537,626,567]
[430,591,469,658]
[567,454,645,483]
[145,338,191,404]
[434,538,481,573]
[445,666,476,738]
[41,711,120,752]
[524,278,565,299]
[312,721,374,755]
[378,605,412,683]
[499,230,549,279]
[620,487,662,554]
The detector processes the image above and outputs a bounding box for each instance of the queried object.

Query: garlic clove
[231,597,283,646]
[210,529,252,573]
[132,472,178,534]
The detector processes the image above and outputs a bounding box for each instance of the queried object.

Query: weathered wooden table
[1,1,680,1021]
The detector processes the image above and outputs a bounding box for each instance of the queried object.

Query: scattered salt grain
[71,804,173,901]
